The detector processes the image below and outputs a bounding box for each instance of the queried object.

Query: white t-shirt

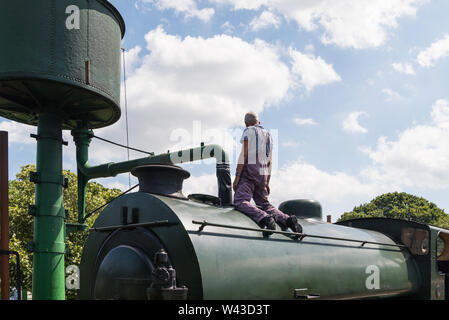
[240,125,272,174]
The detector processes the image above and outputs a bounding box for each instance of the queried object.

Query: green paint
[72,126,92,224]
[0,0,125,130]
[0,0,125,299]
[32,114,65,300]
[80,192,422,300]
[72,126,229,223]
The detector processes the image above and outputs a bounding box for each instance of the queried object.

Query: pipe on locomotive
[71,126,232,224]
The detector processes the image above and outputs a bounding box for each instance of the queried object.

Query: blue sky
[2,0,449,221]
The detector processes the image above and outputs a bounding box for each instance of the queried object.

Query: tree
[8,164,122,299]
[338,192,449,229]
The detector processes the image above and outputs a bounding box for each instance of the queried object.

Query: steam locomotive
[2,0,446,302]
[79,163,449,300]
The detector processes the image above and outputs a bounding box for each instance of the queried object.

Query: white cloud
[0,120,78,173]
[181,158,389,220]
[382,88,403,102]
[0,121,34,144]
[362,99,449,189]
[123,46,143,74]
[84,26,345,170]
[343,111,368,134]
[417,34,449,67]
[221,21,234,34]
[269,161,389,210]
[289,48,341,93]
[249,10,281,31]
[281,140,301,147]
[209,0,427,49]
[304,44,315,54]
[431,99,449,128]
[392,62,416,75]
[88,26,293,164]
[104,181,131,192]
[139,0,215,22]
[210,0,268,10]
[176,99,449,220]
[179,101,449,219]
[183,172,218,196]
[293,117,318,126]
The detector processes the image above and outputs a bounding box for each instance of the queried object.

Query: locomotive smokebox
[131,164,191,199]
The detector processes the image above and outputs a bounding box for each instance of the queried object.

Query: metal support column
[31,114,65,300]
[0,131,9,299]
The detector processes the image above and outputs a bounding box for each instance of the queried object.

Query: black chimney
[131,164,190,199]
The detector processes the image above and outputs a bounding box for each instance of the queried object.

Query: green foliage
[338,192,449,229]
[8,164,122,299]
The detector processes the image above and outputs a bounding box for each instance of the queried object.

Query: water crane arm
[72,127,232,223]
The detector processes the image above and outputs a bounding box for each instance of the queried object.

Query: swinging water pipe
[71,126,232,225]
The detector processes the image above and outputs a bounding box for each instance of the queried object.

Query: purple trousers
[234,175,289,224]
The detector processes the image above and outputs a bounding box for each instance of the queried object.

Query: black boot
[257,215,276,237]
[286,215,303,238]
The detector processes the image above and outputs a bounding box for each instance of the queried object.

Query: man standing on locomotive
[233,112,303,236]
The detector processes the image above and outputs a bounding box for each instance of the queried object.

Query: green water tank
[0,0,125,129]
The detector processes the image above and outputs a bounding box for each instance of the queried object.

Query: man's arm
[266,160,271,194]
[233,140,248,191]
[266,132,273,194]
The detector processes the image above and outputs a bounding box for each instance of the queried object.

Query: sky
[2,0,449,222]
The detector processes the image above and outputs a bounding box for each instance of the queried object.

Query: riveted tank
[0,0,125,129]
[80,165,422,300]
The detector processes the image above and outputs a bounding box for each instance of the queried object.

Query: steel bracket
[29,171,68,187]
[30,133,68,146]
[66,223,88,236]
[27,205,67,218]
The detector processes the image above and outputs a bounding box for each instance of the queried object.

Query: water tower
[0,0,125,299]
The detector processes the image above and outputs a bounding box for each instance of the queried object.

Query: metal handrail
[0,250,22,300]
[90,220,174,232]
[192,220,406,249]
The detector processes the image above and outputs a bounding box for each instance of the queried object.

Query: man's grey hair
[244,111,259,125]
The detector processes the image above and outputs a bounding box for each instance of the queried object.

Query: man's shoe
[277,219,288,231]
[257,215,276,237]
[286,215,303,237]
